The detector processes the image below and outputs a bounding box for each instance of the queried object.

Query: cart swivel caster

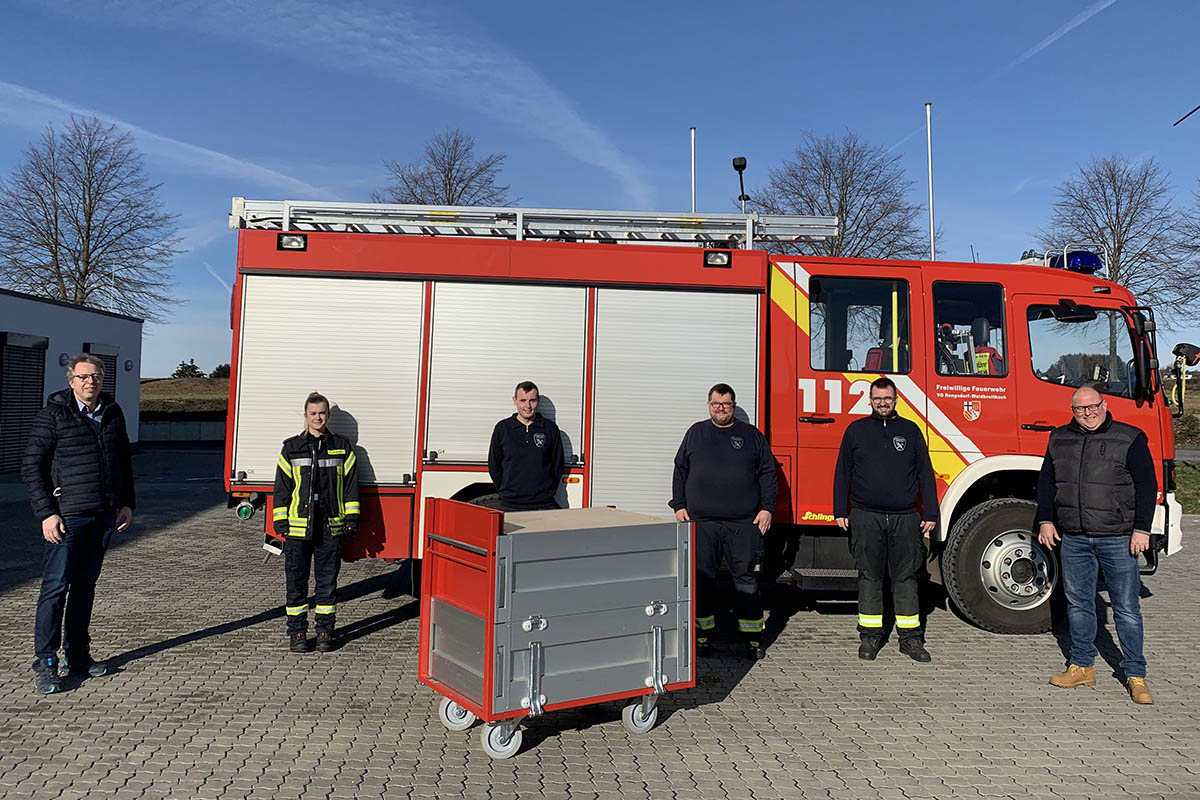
[480,721,523,759]
[437,697,477,732]
[621,696,659,734]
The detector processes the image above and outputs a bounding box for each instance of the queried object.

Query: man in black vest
[1037,385,1156,704]
[22,354,135,694]
[834,377,938,663]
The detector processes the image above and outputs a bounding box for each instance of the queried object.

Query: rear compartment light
[277,233,308,251]
[703,250,732,268]
[563,476,581,484]
[232,491,252,498]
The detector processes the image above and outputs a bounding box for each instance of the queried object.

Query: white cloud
[0,79,327,197]
[30,0,652,207]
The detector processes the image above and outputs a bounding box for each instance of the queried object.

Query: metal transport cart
[418,499,695,758]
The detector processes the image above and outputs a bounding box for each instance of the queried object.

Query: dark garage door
[0,334,49,473]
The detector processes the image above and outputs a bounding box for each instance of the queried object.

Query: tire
[621,700,659,734]
[467,493,503,510]
[480,723,523,759]
[437,697,476,732]
[942,498,1058,634]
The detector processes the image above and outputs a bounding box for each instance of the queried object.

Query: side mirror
[1132,312,1156,336]
[1173,342,1200,367]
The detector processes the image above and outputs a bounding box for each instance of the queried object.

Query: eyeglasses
[870,396,896,403]
[709,401,734,409]
[1071,401,1104,414]
[73,373,102,383]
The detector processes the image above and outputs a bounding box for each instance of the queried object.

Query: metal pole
[925,102,935,261]
[690,127,696,213]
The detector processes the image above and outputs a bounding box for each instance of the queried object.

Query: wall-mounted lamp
[124,359,134,372]
[58,353,70,367]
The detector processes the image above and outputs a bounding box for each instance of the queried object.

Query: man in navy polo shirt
[487,381,565,511]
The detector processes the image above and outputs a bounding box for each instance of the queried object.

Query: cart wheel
[480,723,523,759]
[621,700,659,734]
[437,697,477,732]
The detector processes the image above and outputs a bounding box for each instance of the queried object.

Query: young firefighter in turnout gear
[488,381,566,511]
[834,377,938,663]
[670,384,777,660]
[273,393,359,653]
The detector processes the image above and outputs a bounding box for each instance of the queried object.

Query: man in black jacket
[670,383,777,660]
[22,355,135,694]
[834,377,937,663]
[273,392,359,653]
[1037,385,1156,704]
[487,381,565,511]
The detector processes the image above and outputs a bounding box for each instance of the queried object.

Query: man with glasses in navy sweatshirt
[834,377,938,663]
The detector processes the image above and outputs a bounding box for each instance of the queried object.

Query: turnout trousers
[850,508,924,641]
[694,519,764,646]
[284,507,342,635]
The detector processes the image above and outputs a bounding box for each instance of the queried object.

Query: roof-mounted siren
[1046,243,1109,277]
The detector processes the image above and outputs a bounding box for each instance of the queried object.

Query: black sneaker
[899,639,932,663]
[61,656,110,679]
[32,658,63,695]
[288,632,309,653]
[858,636,883,661]
[314,632,334,653]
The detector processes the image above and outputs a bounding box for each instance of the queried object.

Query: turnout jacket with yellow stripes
[273,431,359,538]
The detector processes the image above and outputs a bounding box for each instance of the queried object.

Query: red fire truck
[224,199,1186,635]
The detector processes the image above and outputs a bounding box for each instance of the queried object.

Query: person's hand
[920,520,936,534]
[835,517,849,531]
[674,508,690,522]
[1038,522,1060,549]
[116,507,133,532]
[754,510,773,534]
[42,514,65,544]
[1130,532,1150,556]
[344,525,358,538]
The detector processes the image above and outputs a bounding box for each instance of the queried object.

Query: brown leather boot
[1127,678,1154,705]
[1049,664,1095,688]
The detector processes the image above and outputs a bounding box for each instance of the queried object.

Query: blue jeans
[34,510,117,662]
[1060,533,1146,679]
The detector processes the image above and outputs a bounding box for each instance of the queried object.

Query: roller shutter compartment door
[590,289,759,516]
[424,283,586,463]
[232,275,425,484]
[1,345,47,473]
[96,354,117,396]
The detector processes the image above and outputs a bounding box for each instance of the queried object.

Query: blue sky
[2,0,1199,376]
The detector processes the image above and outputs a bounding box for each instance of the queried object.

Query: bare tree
[1039,155,1197,311]
[374,128,512,206]
[0,116,180,321]
[748,132,932,259]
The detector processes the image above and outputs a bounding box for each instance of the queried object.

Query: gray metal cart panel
[428,598,486,708]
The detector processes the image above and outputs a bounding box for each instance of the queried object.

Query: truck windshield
[1027,306,1136,398]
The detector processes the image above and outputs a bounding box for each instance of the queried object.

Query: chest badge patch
[892,436,907,452]
[533,433,546,448]
[730,435,744,450]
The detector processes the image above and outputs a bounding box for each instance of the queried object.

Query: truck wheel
[942,498,1057,634]
[467,493,503,510]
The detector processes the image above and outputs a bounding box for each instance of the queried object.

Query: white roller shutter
[590,289,759,517]
[425,283,585,463]
[232,275,424,484]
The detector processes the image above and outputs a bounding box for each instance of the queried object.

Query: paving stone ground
[2,445,1198,799]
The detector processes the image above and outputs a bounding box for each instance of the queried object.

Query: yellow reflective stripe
[288,464,302,523]
[314,604,336,615]
[737,618,765,633]
[895,615,921,629]
[337,459,345,516]
[343,451,356,471]
[277,454,291,472]
[344,502,360,514]
[858,614,884,628]
[327,449,346,455]
[696,615,716,631]
[273,507,287,521]
[286,605,309,616]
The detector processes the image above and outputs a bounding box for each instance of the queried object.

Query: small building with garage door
[0,288,143,472]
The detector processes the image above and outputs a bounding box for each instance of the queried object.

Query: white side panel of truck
[424,282,586,463]
[590,289,759,517]
[232,275,424,484]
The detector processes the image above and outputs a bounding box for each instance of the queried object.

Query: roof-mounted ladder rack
[230,198,838,248]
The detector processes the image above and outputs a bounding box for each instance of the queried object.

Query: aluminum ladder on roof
[229,198,838,248]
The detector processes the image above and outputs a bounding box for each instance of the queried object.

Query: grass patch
[1177,462,1200,515]
[140,377,228,421]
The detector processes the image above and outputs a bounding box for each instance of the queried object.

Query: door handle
[798,417,836,424]
[1021,423,1055,431]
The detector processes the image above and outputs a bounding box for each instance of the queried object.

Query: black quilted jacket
[21,389,136,521]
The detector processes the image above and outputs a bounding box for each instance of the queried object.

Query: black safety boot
[32,658,63,695]
[696,639,711,658]
[858,635,883,661]
[314,632,334,653]
[745,642,766,661]
[288,632,309,653]
[899,638,932,663]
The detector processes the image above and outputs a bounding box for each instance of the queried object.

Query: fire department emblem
[892,436,906,452]
[533,433,546,448]
[962,400,982,422]
[731,436,744,450]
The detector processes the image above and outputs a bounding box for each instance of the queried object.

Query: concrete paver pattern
[1,447,1198,799]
